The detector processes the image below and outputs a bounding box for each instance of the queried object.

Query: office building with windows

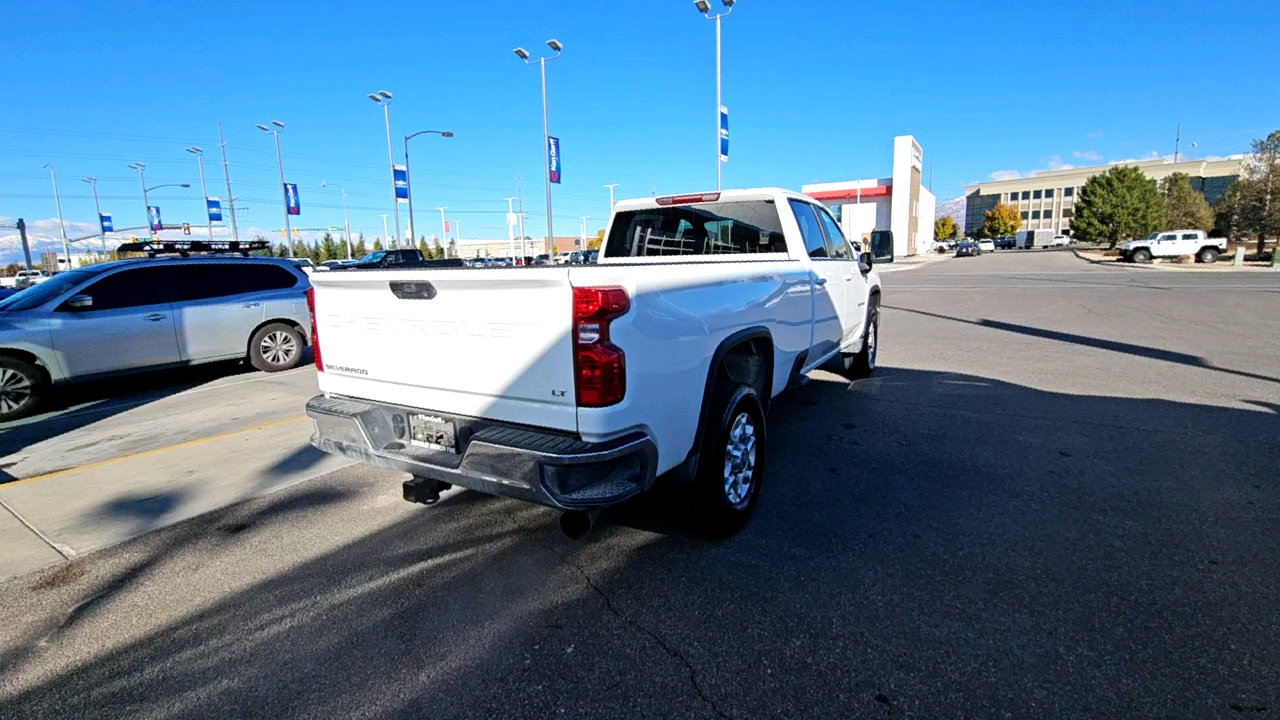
[962,157,1243,238]
[804,135,935,257]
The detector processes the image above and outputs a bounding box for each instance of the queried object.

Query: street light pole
[186,147,215,241]
[321,182,353,259]
[515,40,563,258]
[127,162,151,239]
[217,123,240,242]
[696,0,734,191]
[42,164,71,268]
[604,183,619,213]
[256,121,290,243]
[437,207,448,256]
[82,177,107,255]
[368,91,401,247]
[380,214,389,249]
[504,197,517,261]
[404,129,454,249]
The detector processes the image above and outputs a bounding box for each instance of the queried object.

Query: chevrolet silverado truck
[305,188,888,537]
[1119,230,1227,263]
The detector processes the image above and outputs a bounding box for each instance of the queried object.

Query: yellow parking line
[1,415,309,489]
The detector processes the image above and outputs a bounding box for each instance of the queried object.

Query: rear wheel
[0,357,46,422]
[685,381,766,537]
[1197,247,1220,264]
[249,323,304,372]
[1131,248,1152,263]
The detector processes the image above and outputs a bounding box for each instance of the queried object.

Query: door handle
[242,302,262,308]
[844,275,854,282]
[143,313,166,322]
[814,277,828,287]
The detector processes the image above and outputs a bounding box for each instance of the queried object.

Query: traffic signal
[293,228,299,238]
[182,223,191,235]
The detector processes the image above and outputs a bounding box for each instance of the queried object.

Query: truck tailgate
[310,267,578,432]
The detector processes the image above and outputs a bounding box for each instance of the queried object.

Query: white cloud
[1086,131,1105,140]
[989,170,1022,181]
[1072,150,1102,161]
[1046,156,1075,171]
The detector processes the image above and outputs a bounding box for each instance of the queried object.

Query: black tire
[685,381,766,538]
[848,294,880,378]
[249,323,305,372]
[1131,248,1152,263]
[1197,247,1220,264]
[0,356,47,422]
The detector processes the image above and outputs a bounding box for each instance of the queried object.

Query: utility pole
[1174,123,1181,164]
[380,214,390,249]
[16,219,33,271]
[437,207,448,256]
[42,164,70,269]
[516,171,528,258]
[218,123,240,242]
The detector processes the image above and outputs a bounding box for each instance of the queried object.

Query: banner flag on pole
[206,197,223,223]
[393,165,409,201]
[148,206,163,232]
[284,183,300,215]
[444,221,450,233]
[719,106,729,162]
[547,136,561,184]
[100,213,114,233]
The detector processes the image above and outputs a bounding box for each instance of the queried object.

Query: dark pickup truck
[343,250,463,269]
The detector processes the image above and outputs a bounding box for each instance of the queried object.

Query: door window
[173,263,300,302]
[788,200,829,259]
[814,206,854,259]
[1180,233,1198,240]
[1159,234,1177,242]
[71,266,176,311]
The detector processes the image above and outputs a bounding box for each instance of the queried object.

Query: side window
[240,264,300,292]
[788,200,828,259]
[76,266,176,310]
[172,264,243,302]
[1180,233,1198,240]
[1159,234,1177,242]
[814,206,853,259]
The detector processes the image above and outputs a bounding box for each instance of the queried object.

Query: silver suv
[0,256,311,421]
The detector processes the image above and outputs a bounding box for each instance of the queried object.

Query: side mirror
[858,252,873,274]
[870,230,894,262]
[66,294,93,310]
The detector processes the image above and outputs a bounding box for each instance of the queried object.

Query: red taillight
[573,286,629,407]
[655,192,721,206]
[306,287,323,372]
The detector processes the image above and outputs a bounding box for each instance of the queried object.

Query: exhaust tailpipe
[559,509,599,539]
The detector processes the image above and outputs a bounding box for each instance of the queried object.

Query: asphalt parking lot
[1,251,1278,718]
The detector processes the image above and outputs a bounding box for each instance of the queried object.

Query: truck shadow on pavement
[1,367,1278,718]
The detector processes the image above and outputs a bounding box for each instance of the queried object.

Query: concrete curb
[1069,248,1277,272]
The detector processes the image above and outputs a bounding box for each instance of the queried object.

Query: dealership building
[803,135,936,257]
[962,157,1244,238]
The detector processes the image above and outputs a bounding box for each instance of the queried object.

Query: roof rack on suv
[115,239,271,258]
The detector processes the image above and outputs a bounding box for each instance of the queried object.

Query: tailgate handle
[389,281,437,300]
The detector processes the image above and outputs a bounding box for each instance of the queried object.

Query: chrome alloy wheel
[866,317,878,369]
[0,367,34,415]
[260,330,299,367]
[723,412,758,509]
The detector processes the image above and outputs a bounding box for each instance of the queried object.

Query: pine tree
[1071,165,1166,249]
[1160,173,1214,231]
[432,238,444,259]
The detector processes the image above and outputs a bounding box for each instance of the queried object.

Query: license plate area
[409,413,457,454]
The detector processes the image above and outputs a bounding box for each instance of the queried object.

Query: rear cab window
[604,200,787,258]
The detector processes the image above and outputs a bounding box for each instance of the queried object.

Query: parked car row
[0,270,50,290]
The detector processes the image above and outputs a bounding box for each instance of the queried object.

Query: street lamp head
[547,39,562,52]
[180,184,191,188]
[82,176,96,183]
[441,131,455,138]
[271,120,285,128]
[377,90,392,99]
[367,93,381,102]
[186,146,202,154]
[128,162,145,171]
[694,0,710,12]
[256,124,270,132]
[43,163,53,170]
[722,0,734,6]
[514,47,530,59]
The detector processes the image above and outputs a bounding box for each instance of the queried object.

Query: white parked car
[1051,235,1071,246]
[977,239,996,253]
[1,270,49,290]
[1119,230,1228,263]
[0,256,312,421]
[305,188,889,537]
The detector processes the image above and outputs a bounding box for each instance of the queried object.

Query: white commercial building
[803,135,935,257]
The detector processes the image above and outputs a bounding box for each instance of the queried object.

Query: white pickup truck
[1119,230,1227,263]
[305,189,888,537]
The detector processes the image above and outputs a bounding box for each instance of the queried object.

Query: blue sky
[2,0,1277,251]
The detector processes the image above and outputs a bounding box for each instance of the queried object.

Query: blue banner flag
[100,213,114,233]
[393,165,409,201]
[284,183,300,215]
[206,197,223,223]
[719,106,729,162]
[148,206,163,232]
[547,136,561,184]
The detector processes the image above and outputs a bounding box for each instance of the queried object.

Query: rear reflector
[572,287,629,407]
[655,192,721,206]
[306,287,322,372]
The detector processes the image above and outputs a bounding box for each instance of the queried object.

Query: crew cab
[1119,230,1227,263]
[304,189,889,537]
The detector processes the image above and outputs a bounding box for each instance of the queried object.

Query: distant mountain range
[935,196,965,229]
